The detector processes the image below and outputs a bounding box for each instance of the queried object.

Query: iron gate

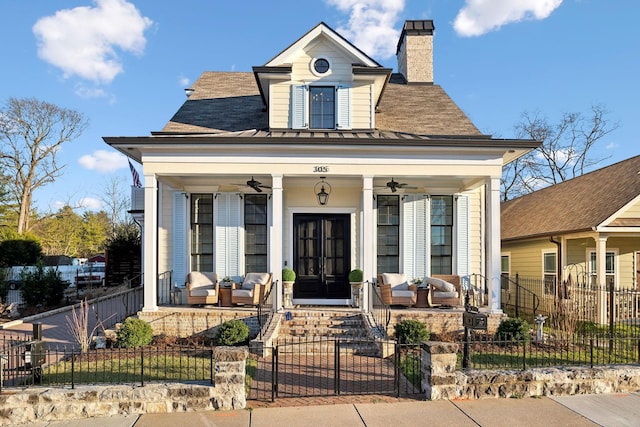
[248,337,422,402]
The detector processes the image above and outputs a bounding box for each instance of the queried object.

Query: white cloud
[178,75,190,87]
[454,0,563,37]
[78,150,127,172]
[33,0,153,84]
[78,197,104,211]
[606,141,619,150]
[326,0,404,59]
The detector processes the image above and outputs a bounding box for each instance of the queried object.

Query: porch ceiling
[159,174,481,194]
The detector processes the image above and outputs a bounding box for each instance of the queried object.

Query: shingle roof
[160,72,481,136]
[501,155,640,240]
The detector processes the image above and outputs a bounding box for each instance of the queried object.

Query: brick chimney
[396,20,434,84]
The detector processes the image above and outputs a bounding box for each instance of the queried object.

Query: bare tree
[99,175,129,236]
[502,104,618,201]
[0,97,88,233]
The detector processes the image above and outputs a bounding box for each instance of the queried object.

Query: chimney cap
[396,20,435,55]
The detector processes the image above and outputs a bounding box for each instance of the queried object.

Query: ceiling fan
[382,178,417,193]
[234,176,271,193]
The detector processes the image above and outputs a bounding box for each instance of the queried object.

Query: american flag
[128,159,142,187]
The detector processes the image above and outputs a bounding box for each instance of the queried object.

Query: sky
[1,0,638,214]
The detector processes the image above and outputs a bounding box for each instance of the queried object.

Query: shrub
[116,317,153,348]
[0,238,42,268]
[394,319,430,344]
[282,268,296,282]
[216,320,249,346]
[348,268,363,283]
[20,262,67,307]
[496,318,530,341]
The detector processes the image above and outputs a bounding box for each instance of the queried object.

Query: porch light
[314,176,331,205]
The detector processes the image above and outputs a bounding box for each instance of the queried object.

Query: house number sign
[313,166,329,173]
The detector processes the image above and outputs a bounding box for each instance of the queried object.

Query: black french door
[293,214,350,299]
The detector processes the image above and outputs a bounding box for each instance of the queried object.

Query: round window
[313,58,330,74]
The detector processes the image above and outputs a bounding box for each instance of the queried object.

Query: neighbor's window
[245,194,268,273]
[377,195,399,274]
[430,196,453,275]
[543,252,557,295]
[501,255,510,290]
[191,193,214,271]
[310,86,335,129]
[589,251,616,288]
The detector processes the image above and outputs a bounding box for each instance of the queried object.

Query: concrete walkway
[21,392,640,427]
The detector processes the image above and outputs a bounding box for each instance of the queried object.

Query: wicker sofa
[231,272,272,306]
[377,273,417,307]
[427,274,461,307]
[186,272,219,305]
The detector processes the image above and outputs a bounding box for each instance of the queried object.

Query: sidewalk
[22,392,640,427]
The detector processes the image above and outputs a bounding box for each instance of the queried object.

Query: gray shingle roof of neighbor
[501,155,640,241]
[160,72,482,137]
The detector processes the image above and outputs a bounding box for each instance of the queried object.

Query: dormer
[253,22,391,131]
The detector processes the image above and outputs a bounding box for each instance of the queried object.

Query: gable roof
[159,72,481,136]
[501,155,640,241]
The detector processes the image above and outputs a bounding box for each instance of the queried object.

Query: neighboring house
[501,155,640,320]
[104,20,537,313]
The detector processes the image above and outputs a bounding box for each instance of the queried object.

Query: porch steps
[274,310,380,355]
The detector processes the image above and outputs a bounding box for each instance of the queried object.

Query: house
[104,20,538,313]
[501,155,640,321]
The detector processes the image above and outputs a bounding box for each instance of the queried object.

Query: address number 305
[313,166,329,173]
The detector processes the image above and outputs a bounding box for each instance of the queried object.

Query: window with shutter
[403,195,428,279]
[290,84,351,130]
[190,193,214,272]
[336,85,351,129]
[215,193,243,278]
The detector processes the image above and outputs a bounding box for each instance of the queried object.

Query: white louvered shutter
[215,193,243,279]
[456,195,470,278]
[403,195,429,279]
[172,192,188,287]
[336,85,352,130]
[290,84,307,129]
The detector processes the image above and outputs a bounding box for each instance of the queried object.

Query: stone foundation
[137,308,262,338]
[422,341,640,400]
[0,346,248,426]
[390,309,504,337]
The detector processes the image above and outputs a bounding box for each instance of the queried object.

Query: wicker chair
[377,273,417,307]
[186,272,219,305]
[231,273,272,306]
[427,274,461,307]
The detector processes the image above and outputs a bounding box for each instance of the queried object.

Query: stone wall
[137,308,262,338]
[0,346,248,426]
[422,341,640,400]
[389,310,504,337]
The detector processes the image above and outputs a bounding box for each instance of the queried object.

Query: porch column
[142,173,158,312]
[596,234,608,324]
[270,174,284,311]
[362,175,374,312]
[486,177,502,313]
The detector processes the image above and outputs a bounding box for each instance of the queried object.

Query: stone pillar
[212,346,249,410]
[422,341,459,400]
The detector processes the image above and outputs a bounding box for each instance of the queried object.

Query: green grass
[397,349,421,388]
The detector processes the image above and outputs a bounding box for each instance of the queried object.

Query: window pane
[377,195,399,273]
[310,86,335,129]
[543,253,556,273]
[190,194,214,271]
[431,196,453,275]
[245,195,267,272]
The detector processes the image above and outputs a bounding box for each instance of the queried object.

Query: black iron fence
[249,337,422,402]
[368,281,391,338]
[1,341,215,390]
[459,331,640,370]
[257,280,275,339]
